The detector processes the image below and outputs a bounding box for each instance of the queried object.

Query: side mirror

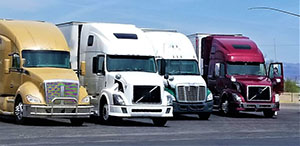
[214,63,220,77]
[80,61,86,76]
[21,58,26,67]
[169,76,174,81]
[164,74,169,79]
[4,59,10,74]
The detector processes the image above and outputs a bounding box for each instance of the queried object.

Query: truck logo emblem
[60,85,65,97]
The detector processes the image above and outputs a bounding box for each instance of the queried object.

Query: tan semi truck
[0,19,93,125]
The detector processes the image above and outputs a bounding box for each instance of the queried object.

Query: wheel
[14,99,27,124]
[263,110,275,118]
[220,98,238,116]
[198,113,211,120]
[152,118,168,127]
[70,118,84,126]
[98,101,112,125]
[220,98,230,115]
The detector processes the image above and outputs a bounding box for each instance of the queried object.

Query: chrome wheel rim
[222,100,229,114]
[15,102,24,121]
[103,104,109,121]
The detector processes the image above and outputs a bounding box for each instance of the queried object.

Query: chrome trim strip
[247,85,272,102]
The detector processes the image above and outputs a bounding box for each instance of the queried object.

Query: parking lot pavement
[0,103,299,146]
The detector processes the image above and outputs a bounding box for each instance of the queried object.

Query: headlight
[234,82,241,93]
[167,95,174,105]
[81,96,91,103]
[113,94,125,105]
[232,93,242,102]
[206,89,213,101]
[26,95,41,103]
[275,94,280,102]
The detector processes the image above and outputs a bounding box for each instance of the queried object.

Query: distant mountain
[283,63,299,83]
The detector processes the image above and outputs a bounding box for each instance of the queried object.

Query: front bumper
[236,102,280,111]
[109,105,173,118]
[23,104,93,118]
[173,100,213,113]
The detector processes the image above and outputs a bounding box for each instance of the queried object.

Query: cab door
[268,62,284,93]
[0,35,21,95]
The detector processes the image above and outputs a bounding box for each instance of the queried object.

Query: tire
[198,113,211,120]
[152,118,168,127]
[220,98,230,115]
[14,99,27,124]
[220,98,238,116]
[98,101,112,125]
[70,118,84,126]
[263,110,275,118]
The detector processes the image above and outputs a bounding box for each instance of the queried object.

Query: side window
[92,55,104,74]
[269,63,282,78]
[156,59,161,75]
[87,35,94,46]
[214,63,220,77]
[12,53,20,68]
[211,46,216,54]
[220,63,225,77]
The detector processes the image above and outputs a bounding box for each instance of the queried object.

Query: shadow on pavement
[212,111,275,119]
[168,114,201,121]
[0,115,82,126]
[86,116,166,127]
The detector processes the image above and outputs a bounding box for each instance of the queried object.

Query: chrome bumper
[237,102,279,111]
[23,104,93,118]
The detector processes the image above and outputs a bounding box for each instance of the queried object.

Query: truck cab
[0,20,93,125]
[57,22,173,126]
[188,34,283,117]
[143,29,213,120]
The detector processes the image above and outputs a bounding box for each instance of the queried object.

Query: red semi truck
[188,33,284,117]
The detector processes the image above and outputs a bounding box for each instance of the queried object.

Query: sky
[0,0,299,63]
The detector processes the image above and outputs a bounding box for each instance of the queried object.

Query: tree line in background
[284,79,300,93]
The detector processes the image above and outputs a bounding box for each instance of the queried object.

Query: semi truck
[143,29,213,119]
[0,20,93,125]
[57,22,173,126]
[188,33,284,117]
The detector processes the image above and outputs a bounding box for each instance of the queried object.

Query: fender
[99,89,111,105]
[220,89,234,102]
[78,86,89,105]
[16,82,45,105]
[221,88,244,103]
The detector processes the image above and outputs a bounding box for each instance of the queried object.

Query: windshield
[107,55,156,73]
[158,59,200,75]
[227,62,266,76]
[22,50,70,68]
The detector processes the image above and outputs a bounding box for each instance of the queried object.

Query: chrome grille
[133,86,161,104]
[45,81,79,104]
[177,86,205,102]
[247,86,271,101]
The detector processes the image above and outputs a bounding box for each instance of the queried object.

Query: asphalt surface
[0,103,299,146]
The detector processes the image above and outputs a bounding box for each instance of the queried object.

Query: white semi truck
[143,29,213,119]
[57,22,173,126]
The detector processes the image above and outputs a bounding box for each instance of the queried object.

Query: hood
[109,72,163,86]
[24,68,78,82]
[233,75,272,86]
[167,75,206,88]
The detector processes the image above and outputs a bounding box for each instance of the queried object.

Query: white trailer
[187,33,242,75]
[143,29,213,119]
[57,22,173,126]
